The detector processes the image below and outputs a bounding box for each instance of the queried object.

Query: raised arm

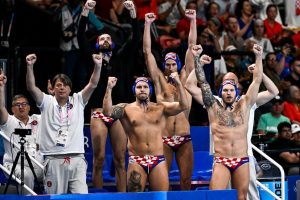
[163,72,188,116]
[143,13,163,85]
[26,54,43,106]
[103,76,117,116]
[244,44,263,106]
[192,45,215,109]
[247,64,279,106]
[185,69,204,105]
[184,9,199,76]
[81,54,103,104]
[0,70,8,125]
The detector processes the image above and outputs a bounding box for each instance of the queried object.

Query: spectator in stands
[246,19,274,59]
[282,85,300,124]
[25,51,102,194]
[213,0,237,17]
[110,0,132,28]
[288,124,300,175]
[276,37,295,79]
[102,76,188,192]
[157,0,187,34]
[284,57,300,87]
[176,1,205,42]
[55,0,104,91]
[263,52,286,94]
[235,0,255,40]
[143,10,197,190]
[268,122,299,175]
[250,0,283,24]
[257,95,290,143]
[204,2,221,22]
[191,43,263,200]
[78,0,138,191]
[284,0,300,28]
[263,4,283,46]
[186,62,279,200]
[223,15,244,51]
[0,71,43,194]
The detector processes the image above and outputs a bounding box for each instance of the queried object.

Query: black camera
[14,129,31,137]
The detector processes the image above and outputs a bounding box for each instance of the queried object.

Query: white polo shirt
[37,92,86,155]
[1,114,42,166]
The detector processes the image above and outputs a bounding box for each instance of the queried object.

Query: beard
[99,42,113,53]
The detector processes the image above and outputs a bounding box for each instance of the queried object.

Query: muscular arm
[185,69,204,105]
[26,63,43,106]
[163,78,188,116]
[256,73,279,106]
[143,16,163,92]
[110,104,127,120]
[0,74,8,125]
[280,152,300,164]
[194,56,215,108]
[245,49,263,106]
[184,11,197,76]
[81,60,102,104]
[103,84,113,116]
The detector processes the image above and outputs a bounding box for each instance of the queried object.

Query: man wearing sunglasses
[0,70,43,194]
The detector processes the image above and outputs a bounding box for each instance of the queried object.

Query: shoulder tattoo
[111,103,127,119]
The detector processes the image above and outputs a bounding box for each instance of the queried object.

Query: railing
[252,144,285,200]
[0,131,44,195]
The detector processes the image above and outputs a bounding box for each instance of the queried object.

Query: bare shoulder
[111,103,128,119]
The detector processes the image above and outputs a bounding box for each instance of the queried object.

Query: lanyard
[57,100,71,131]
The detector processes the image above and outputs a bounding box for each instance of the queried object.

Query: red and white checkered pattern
[215,157,241,168]
[162,135,185,147]
[129,155,160,167]
[91,111,114,125]
[296,0,300,16]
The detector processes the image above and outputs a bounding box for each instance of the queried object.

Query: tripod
[3,135,40,195]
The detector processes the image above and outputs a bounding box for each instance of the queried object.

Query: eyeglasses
[13,102,29,108]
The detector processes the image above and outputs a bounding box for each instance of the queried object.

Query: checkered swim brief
[214,156,249,173]
[91,111,116,127]
[129,155,165,174]
[162,135,192,152]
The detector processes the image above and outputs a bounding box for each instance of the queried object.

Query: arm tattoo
[194,56,215,108]
[128,170,142,192]
[111,103,127,119]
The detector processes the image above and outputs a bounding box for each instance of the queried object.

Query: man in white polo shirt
[0,70,43,193]
[25,52,103,194]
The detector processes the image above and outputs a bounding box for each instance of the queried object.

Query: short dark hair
[12,94,29,106]
[52,74,72,90]
[266,4,277,13]
[277,121,291,133]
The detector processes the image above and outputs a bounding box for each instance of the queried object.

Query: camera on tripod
[14,128,31,137]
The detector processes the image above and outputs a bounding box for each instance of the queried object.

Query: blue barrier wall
[83,126,212,184]
[0,190,238,200]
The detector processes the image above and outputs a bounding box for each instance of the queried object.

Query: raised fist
[124,0,135,11]
[92,53,103,66]
[200,55,212,65]
[84,0,96,10]
[253,44,263,57]
[191,45,203,57]
[145,13,156,24]
[26,54,37,66]
[185,9,196,20]
[0,69,7,87]
[107,77,118,89]
[247,64,255,74]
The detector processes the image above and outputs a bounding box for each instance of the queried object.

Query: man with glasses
[0,70,43,194]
